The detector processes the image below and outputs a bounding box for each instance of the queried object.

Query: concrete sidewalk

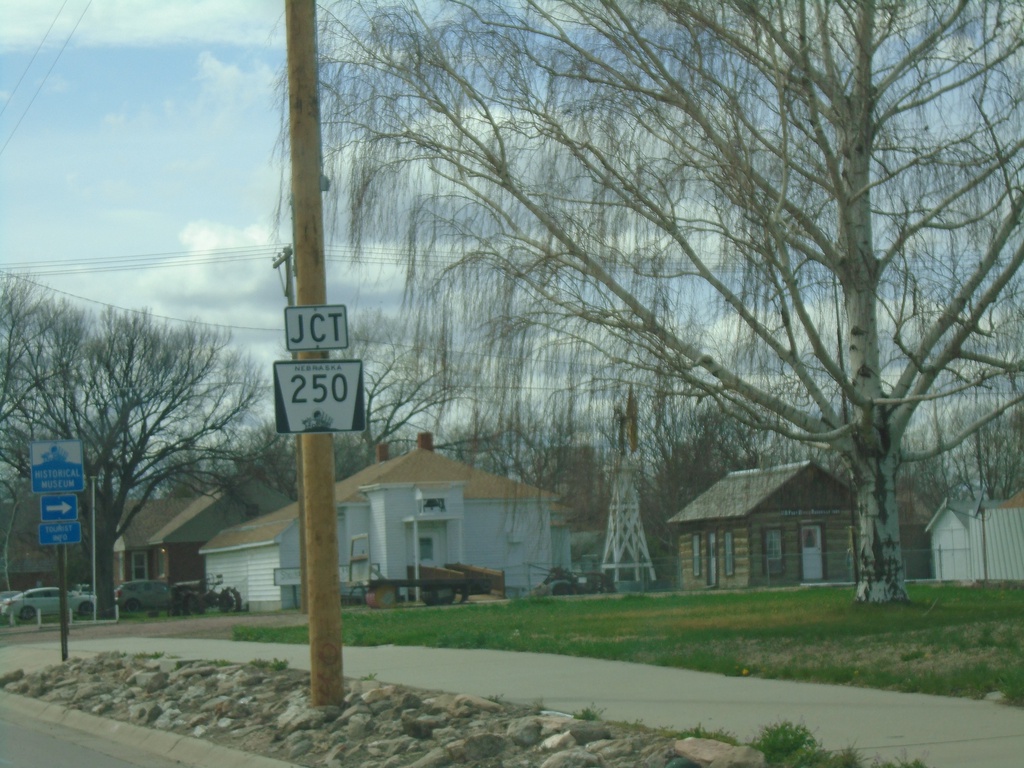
[3,636,1023,767]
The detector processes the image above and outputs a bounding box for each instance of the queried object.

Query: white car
[0,587,95,620]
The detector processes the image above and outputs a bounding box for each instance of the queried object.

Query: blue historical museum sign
[30,440,86,494]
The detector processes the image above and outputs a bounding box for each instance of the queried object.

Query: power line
[4,271,279,333]
[3,245,283,277]
[0,0,93,159]
[0,0,70,120]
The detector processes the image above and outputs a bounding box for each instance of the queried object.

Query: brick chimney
[416,432,434,451]
[375,443,389,463]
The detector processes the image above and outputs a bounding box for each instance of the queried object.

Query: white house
[927,492,1024,581]
[200,434,572,610]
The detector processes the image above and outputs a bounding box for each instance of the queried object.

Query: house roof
[347,448,554,502]
[147,484,292,546]
[667,462,844,524]
[147,494,218,544]
[201,447,556,552]
[118,498,195,549]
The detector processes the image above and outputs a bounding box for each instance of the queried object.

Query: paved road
[0,709,185,768]
[3,622,1024,767]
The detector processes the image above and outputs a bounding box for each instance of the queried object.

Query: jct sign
[284,305,348,351]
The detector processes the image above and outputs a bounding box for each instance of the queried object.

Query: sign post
[31,440,84,662]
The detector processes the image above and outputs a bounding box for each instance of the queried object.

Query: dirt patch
[0,611,309,645]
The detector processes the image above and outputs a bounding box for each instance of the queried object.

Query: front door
[409,522,448,569]
[801,525,823,580]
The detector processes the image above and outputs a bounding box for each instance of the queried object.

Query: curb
[0,691,299,768]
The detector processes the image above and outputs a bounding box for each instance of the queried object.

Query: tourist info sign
[30,439,85,494]
[39,521,82,546]
[273,359,366,434]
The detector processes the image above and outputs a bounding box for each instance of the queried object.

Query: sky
[0,0,401,381]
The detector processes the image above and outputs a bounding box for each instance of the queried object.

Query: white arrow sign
[47,500,71,516]
[40,494,78,522]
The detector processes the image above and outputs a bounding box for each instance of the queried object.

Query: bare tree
[344,309,462,463]
[905,402,1024,508]
[2,302,264,611]
[317,1,1024,602]
[0,276,46,426]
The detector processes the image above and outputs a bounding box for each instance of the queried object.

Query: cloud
[179,218,273,252]
[193,51,278,130]
[0,0,285,52]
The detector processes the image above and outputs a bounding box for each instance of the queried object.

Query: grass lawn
[234,583,1024,706]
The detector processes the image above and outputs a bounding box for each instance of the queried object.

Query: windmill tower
[602,388,656,584]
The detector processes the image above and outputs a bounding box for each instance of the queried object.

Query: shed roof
[202,447,556,552]
[925,497,1007,532]
[667,462,843,524]
[199,504,297,553]
[1001,489,1024,508]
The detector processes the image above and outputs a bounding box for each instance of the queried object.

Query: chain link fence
[523,548,952,595]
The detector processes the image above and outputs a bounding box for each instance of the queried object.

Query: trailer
[170,577,243,615]
[354,563,504,609]
[529,566,616,597]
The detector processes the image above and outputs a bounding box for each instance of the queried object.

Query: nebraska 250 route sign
[273,360,366,434]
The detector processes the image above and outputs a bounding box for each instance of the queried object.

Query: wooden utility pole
[273,247,309,614]
[285,0,343,705]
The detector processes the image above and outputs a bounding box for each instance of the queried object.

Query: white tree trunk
[851,451,908,603]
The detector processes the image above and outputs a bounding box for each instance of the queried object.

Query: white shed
[199,506,302,611]
[927,494,1024,581]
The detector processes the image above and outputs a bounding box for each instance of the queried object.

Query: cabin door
[801,525,823,580]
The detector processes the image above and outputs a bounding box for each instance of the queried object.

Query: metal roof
[667,461,837,524]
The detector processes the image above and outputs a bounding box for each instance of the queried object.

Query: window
[764,529,783,575]
[724,531,735,576]
[131,551,147,580]
[419,536,434,562]
[692,534,702,576]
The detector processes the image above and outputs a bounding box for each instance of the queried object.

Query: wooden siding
[677,510,853,589]
[205,544,282,611]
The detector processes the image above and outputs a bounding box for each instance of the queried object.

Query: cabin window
[724,531,735,576]
[764,528,783,575]
[692,534,702,576]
